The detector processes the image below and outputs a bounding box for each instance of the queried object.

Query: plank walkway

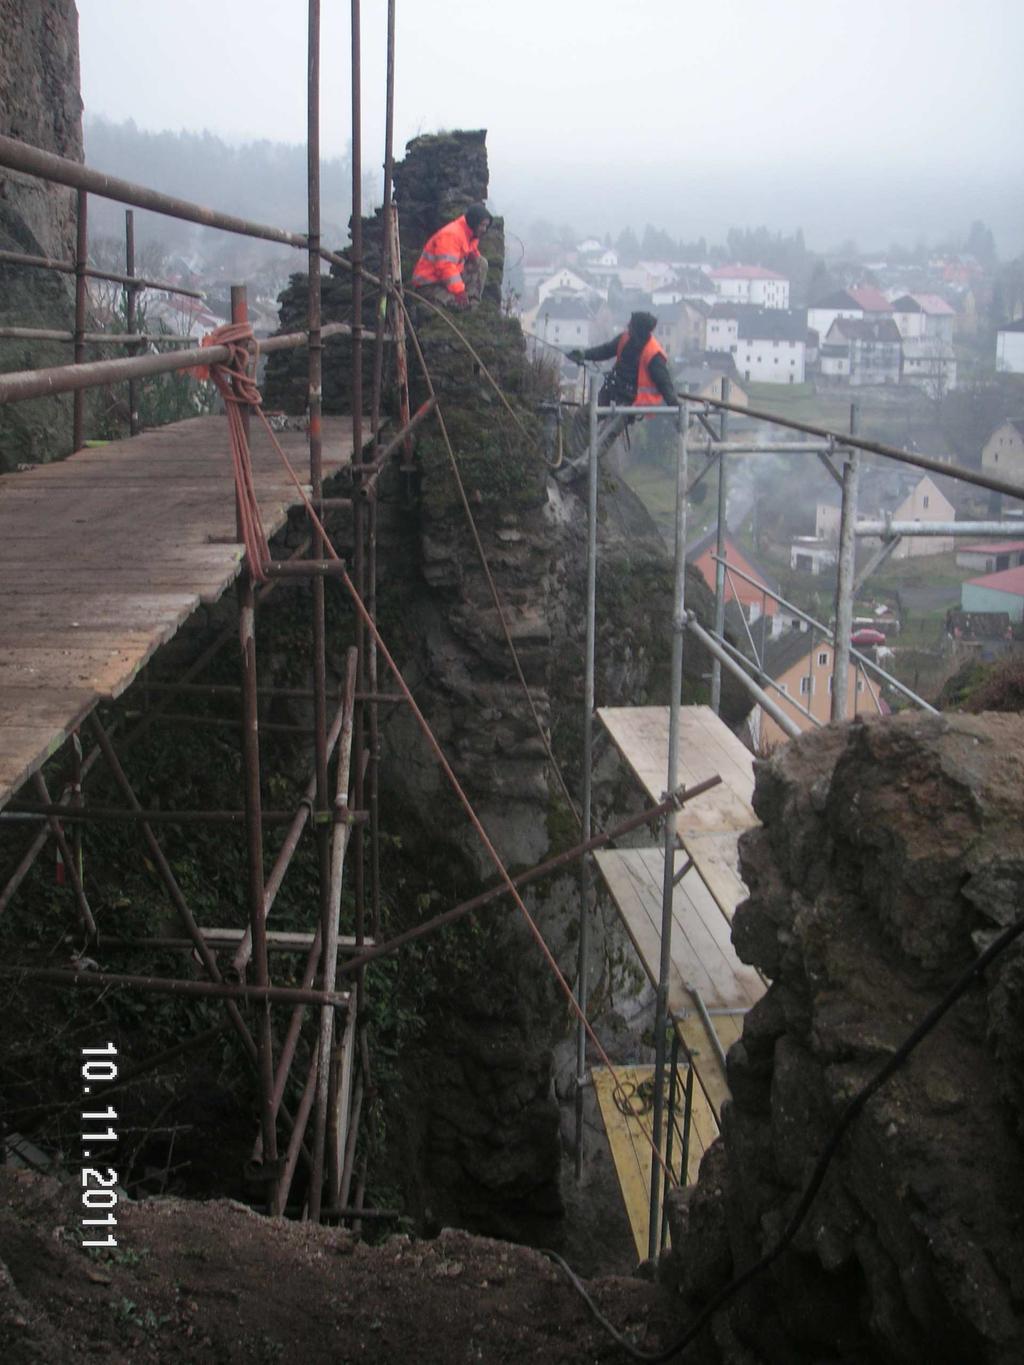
[592,1064,719,1261]
[597,705,759,922]
[0,415,354,808]
[595,705,767,1124]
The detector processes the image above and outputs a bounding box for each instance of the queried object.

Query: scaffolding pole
[575,377,600,1180]
[831,405,860,722]
[710,379,729,715]
[648,399,689,1263]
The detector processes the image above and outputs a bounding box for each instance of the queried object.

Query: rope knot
[193,322,270,582]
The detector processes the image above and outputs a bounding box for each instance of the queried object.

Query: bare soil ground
[0,1168,680,1363]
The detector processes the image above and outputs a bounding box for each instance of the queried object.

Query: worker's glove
[567,349,585,365]
[451,293,472,312]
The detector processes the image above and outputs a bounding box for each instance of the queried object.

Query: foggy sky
[77,0,1024,254]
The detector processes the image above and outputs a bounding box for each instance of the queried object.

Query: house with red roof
[687,529,789,636]
[708,264,789,309]
[956,540,1024,574]
[962,565,1024,623]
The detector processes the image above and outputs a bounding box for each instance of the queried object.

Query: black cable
[547,909,1024,1362]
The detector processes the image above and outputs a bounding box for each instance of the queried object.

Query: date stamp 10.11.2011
[79,1041,121,1249]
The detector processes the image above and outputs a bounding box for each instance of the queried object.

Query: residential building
[790,536,837,575]
[889,294,927,341]
[820,317,902,386]
[847,284,892,315]
[732,309,807,384]
[901,338,957,398]
[911,293,957,344]
[807,289,863,345]
[890,293,957,343]
[704,303,739,354]
[961,566,1024,623]
[889,473,955,557]
[956,541,1024,574]
[753,632,880,751]
[816,473,954,560]
[686,529,784,636]
[653,269,716,307]
[982,421,1024,485]
[537,268,603,306]
[709,264,790,309]
[674,366,748,409]
[524,293,598,350]
[654,299,708,359]
[996,319,1024,375]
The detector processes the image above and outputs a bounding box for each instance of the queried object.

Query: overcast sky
[78,0,1024,253]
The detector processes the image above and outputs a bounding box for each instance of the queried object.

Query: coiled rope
[192,323,271,582]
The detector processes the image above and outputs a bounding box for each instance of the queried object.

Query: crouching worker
[410,203,492,311]
[559,311,677,479]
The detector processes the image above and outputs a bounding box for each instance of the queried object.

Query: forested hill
[83,115,370,252]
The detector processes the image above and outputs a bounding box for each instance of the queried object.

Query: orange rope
[251,408,678,1190]
[193,323,271,582]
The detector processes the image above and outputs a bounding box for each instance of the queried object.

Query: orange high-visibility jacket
[615,331,669,406]
[410,215,480,296]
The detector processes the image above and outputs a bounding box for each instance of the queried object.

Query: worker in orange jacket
[558,312,678,480]
[410,203,492,310]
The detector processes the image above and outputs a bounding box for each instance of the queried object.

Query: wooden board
[0,415,355,808]
[592,1064,719,1262]
[595,846,764,1122]
[683,831,750,924]
[598,705,759,921]
[595,848,762,1013]
[675,1011,745,1126]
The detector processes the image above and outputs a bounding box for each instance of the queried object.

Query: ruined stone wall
[669,711,1024,1363]
[0,0,84,467]
[263,128,752,1243]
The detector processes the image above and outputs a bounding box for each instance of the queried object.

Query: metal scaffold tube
[575,377,600,1180]
[647,399,690,1262]
[710,378,730,714]
[831,405,860,723]
[685,614,804,740]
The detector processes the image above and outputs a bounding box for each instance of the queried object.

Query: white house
[996,319,1024,375]
[911,293,957,344]
[889,293,957,344]
[709,264,790,309]
[807,290,863,345]
[704,304,739,354]
[733,309,807,384]
[982,420,1024,485]
[820,317,902,386]
[901,338,957,397]
[524,293,598,350]
[537,268,604,306]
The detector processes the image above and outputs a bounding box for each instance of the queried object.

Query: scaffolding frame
[575,386,1024,1261]
[0,0,405,1224]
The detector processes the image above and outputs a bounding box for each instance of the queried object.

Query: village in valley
[508,228,1024,747]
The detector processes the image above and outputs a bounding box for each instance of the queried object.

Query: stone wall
[263,128,749,1243]
[0,0,84,467]
[668,711,1024,1363]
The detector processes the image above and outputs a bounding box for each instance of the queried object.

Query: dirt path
[0,1168,684,1363]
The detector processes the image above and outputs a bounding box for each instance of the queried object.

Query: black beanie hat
[464,203,491,233]
[629,311,658,338]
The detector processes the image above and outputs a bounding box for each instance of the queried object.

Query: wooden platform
[592,1064,719,1261]
[0,415,354,808]
[597,705,759,922]
[595,706,767,1122]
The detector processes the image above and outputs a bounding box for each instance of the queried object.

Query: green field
[742,381,853,430]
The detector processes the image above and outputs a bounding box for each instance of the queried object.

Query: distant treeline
[84,116,373,253]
